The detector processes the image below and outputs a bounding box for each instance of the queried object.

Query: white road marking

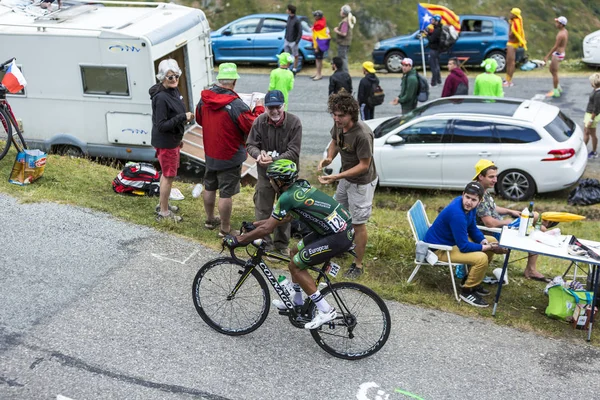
[151,250,199,265]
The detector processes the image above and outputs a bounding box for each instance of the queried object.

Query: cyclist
[223,159,354,329]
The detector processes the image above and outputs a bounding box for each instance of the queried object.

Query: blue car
[373,15,524,73]
[211,14,316,69]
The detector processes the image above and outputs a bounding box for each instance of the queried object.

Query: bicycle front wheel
[0,107,12,161]
[192,257,270,336]
[309,282,391,360]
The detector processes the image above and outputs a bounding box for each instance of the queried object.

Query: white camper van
[0,0,213,161]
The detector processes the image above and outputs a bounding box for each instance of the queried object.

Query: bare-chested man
[544,16,568,98]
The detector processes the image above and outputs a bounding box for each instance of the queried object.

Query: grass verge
[2,145,600,344]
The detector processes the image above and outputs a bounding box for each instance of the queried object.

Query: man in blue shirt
[424,182,502,307]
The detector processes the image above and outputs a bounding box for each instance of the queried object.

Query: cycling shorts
[293,228,354,269]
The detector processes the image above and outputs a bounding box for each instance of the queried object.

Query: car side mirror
[223,28,232,36]
[386,135,405,145]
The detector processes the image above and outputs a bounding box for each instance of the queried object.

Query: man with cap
[474,58,503,97]
[247,90,302,257]
[426,14,443,87]
[357,61,379,121]
[474,159,550,282]
[503,8,527,88]
[329,56,353,95]
[269,52,295,111]
[544,16,569,98]
[424,182,503,307]
[195,63,265,237]
[390,58,419,114]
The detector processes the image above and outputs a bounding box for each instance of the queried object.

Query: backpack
[416,73,429,102]
[367,83,385,107]
[439,25,458,52]
[455,81,468,95]
[112,162,160,196]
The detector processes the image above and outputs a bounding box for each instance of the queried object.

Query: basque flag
[2,59,27,94]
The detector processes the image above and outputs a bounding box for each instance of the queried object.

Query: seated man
[424,182,503,307]
[223,159,354,329]
[473,159,549,282]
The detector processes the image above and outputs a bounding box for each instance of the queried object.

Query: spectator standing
[357,61,379,121]
[424,182,501,307]
[150,59,193,222]
[473,159,549,282]
[333,4,356,73]
[311,10,330,81]
[427,14,443,87]
[390,58,419,114]
[318,92,378,279]
[246,90,302,257]
[329,56,352,95]
[284,4,303,74]
[269,52,294,111]
[584,73,600,159]
[474,58,503,97]
[544,16,569,98]
[442,57,469,97]
[195,63,264,236]
[503,8,527,88]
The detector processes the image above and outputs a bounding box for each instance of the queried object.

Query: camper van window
[80,66,129,96]
[0,66,25,95]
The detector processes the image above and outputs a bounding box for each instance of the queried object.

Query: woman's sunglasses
[166,75,180,81]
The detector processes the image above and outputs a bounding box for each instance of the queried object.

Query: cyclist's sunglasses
[166,75,180,81]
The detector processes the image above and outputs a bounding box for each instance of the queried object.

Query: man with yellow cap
[269,52,295,111]
[357,61,379,120]
[473,159,550,282]
[503,8,527,88]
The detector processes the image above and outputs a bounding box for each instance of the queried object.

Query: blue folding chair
[406,200,467,302]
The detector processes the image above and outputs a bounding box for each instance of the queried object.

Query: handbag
[545,286,593,321]
[8,149,47,185]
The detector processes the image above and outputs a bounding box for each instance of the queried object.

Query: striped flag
[1,59,27,94]
[419,3,461,32]
[312,17,331,52]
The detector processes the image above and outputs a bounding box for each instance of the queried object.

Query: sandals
[156,211,183,222]
[218,229,231,238]
[205,217,221,230]
[155,204,180,214]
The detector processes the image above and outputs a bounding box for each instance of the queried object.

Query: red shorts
[155,147,180,177]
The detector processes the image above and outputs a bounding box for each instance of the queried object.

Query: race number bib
[325,210,347,233]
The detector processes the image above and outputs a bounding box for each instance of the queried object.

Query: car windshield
[544,111,575,143]
[373,107,428,138]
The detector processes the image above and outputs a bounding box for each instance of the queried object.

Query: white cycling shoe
[272,299,304,310]
[304,308,337,330]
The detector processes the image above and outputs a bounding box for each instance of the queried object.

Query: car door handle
[478,151,492,156]
[427,152,440,158]
[247,38,252,41]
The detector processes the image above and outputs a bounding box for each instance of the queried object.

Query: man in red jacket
[441,57,469,97]
[196,63,264,236]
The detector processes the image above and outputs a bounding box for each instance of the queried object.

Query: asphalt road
[234,72,591,157]
[2,193,600,399]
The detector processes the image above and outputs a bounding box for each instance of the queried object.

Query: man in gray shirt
[318,91,378,279]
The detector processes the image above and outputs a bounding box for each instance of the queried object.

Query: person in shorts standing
[544,16,569,98]
[584,73,600,159]
[311,10,330,81]
[318,91,378,279]
[150,59,194,222]
[503,8,527,88]
[195,63,264,236]
[284,4,303,75]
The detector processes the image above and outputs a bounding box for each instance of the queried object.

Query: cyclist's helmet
[266,159,298,186]
[433,15,442,22]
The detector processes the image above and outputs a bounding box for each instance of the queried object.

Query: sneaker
[155,204,179,214]
[204,217,221,230]
[460,291,489,307]
[155,211,183,223]
[557,84,563,93]
[272,299,302,310]
[546,89,560,98]
[276,248,291,258]
[502,80,514,88]
[588,151,598,159]
[343,263,363,279]
[305,308,337,329]
[474,285,491,297]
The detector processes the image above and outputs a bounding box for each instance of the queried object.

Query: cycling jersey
[272,180,352,236]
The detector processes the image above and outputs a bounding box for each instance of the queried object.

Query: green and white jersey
[272,180,352,236]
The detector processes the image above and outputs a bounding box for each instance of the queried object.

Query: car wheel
[496,169,536,201]
[487,51,507,72]
[384,51,406,73]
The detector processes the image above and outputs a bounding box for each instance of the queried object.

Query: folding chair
[406,200,467,302]
[456,56,469,74]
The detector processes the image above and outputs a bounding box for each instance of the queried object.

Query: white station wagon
[322,97,587,201]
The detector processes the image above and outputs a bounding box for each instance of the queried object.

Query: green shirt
[269,68,295,111]
[272,180,352,236]
[473,73,504,97]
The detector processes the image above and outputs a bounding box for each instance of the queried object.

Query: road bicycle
[0,57,27,161]
[192,228,391,360]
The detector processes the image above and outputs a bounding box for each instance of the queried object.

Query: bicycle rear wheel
[309,282,391,360]
[0,107,12,161]
[192,257,270,336]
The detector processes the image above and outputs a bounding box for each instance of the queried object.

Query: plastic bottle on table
[526,201,535,235]
[518,206,529,237]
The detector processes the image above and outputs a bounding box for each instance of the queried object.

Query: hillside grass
[3,143,600,344]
